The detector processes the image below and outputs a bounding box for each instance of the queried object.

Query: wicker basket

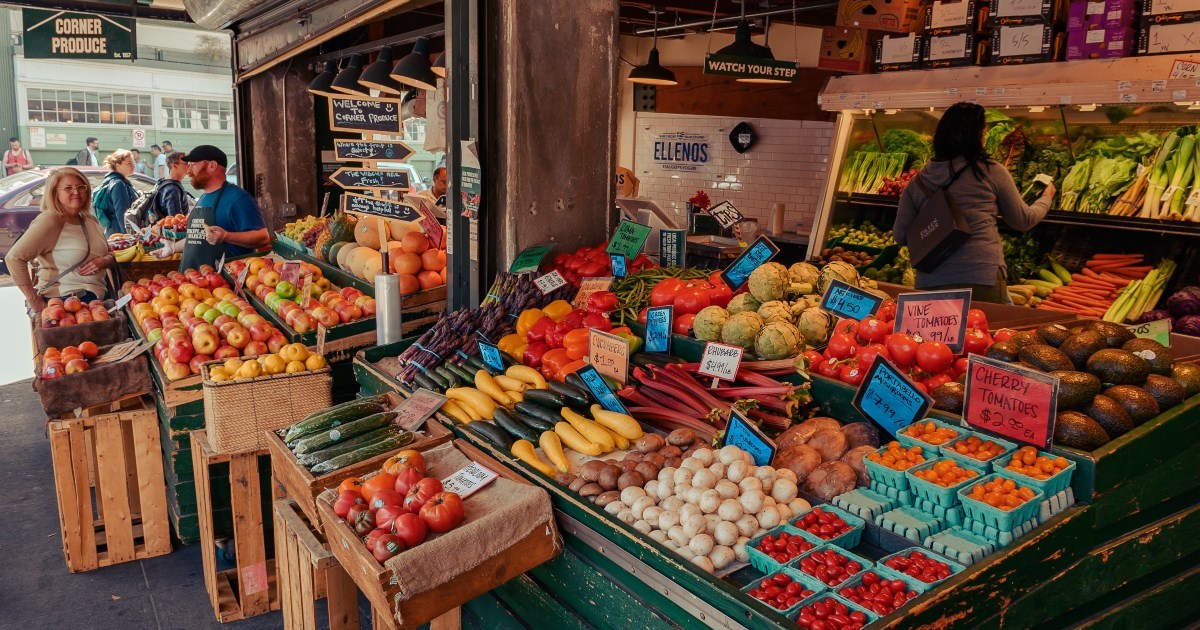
[201,359,332,454]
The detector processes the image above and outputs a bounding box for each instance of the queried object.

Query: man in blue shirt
[154,145,269,269]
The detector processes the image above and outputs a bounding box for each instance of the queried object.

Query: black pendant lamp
[713,19,774,61]
[308,60,338,96]
[359,47,403,94]
[330,54,370,96]
[432,51,446,78]
[628,10,677,86]
[390,37,438,91]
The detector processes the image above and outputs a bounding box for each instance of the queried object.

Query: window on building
[403,119,426,144]
[26,89,152,125]
[162,98,233,130]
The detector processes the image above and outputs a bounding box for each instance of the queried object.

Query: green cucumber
[548,380,590,408]
[283,395,390,443]
[498,350,519,367]
[292,411,398,455]
[309,430,416,475]
[494,408,539,442]
[565,373,593,398]
[421,367,449,389]
[464,356,487,372]
[468,421,513,451]
[413,371,440,392]
[297,427,403,468]
[515,402,562,428]
[523,389,565,409]
[435,365,461,388]
[446,363,476,385]
[514,408,555,433]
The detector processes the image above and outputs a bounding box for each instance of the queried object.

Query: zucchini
[297,427,403,468]
[413,371,441,392]
[468,421,513,451]
[283,395,390,443]
[523,389,565,409]
[548,380,591,408]
[565,373,593,399]
[515,402,562,429]
[446,362,476,385]
[309,430,416,475]
[498,350,519,367]
[514,408,555,433]
[464,355,487,372]
[435,365,461,388]
[494,408,539,442]
[292,411,398,455]
[421,367,449,389]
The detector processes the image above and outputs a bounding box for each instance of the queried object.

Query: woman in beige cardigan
[6,167,114,312]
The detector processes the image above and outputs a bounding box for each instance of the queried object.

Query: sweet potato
[773,445,823,482]
[803,461,858,501]
[841,422,881,449]
[840,445,875,486]
[776,417,841,450]
[808,428,849,461]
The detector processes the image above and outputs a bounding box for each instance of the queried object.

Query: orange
[421,249,446,272]
[400,231,429,255]
[392,252,423,275]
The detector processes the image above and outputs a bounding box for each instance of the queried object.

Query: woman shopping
[893,102,1057,303]
[5,167,113,311]
[93,149,138,238]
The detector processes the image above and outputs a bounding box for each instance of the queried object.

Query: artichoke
[755,322,803,360]
[788,262,820,288]
[818,261,860,293]
[721,311,765,349]
[748,262,790,302]
[757,301,795,325]
[693,306,730,341]
[797,307,836,347]
[727,293,762,315]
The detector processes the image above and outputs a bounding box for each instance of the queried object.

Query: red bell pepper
[582,312,612,332]
[526,316,556,343]
[563,309,589,328]
[522,342,551,368]
[586,290,619,314]
[546,321,572,349]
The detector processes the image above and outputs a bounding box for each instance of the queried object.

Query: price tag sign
[645,306,673,354]
[852,355,932,437]
[724,408,776,466]
[535,270,568,294]
[478,340,505,372]
[234,265,250,297]
[588,328,630,384]
[720,235,780,290]
[575,364,628,414]
[216,253,226,274]
[510,245,552,274]
[605,220,653,259]
[316,324,328,356]
[280,261,302,287]
[92,339,154,366]
[1124,319,1172,348]
[698,342,744,382]
[610,254,627,278]
[395,388,448,431]
[819,279,884,321]
[707,201,745,229]
[109,293,132,314]
[441,461,499,499]
[298,274,314,309]
[894,289,972,352]
[573,276,614,308]
[659,228,685,267]
[963,354,1059,449]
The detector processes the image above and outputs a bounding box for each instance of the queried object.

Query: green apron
[179,186,226,271]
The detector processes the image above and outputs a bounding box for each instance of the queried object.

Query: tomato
[673,313,697,336]
[375,504,408,530]
[338,477,365,496]
[708,270,727,287]
[333,489,364,519]
[371,533,407,563]
[915,341,955,374]
[382,450,426,476]
[353,509,377,537]
[885,333,919,368]
[817,357,843,378]
[826,333,859,360]
[855,316,890,345]
[802,350,826,371]
[650,278,684,307]
[954,357,970,375]
[369,490,406,510]
[961,328,993,356]
[924,373,953,390]
[835,319,857,336]
[966,308,989,332]
[992,328,1016,342]
[707,282,733,308]
[839,361,866,386]
[637,307,648,325]
[673,287,711,315]
[876,300,898,322]
[856,343,888,370]
[361,472,397,503]
[393,466,425,496]
[390,512,428,548]
[419,492,466,532]
[404,477,444,514]
[911,380,929,394]
[364,527,389,549]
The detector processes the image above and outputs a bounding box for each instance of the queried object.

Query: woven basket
[201,359,332,454]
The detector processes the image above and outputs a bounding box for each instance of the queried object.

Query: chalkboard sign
[341,193,419,221]
[329,96,403,133]
[852,355,932,437]
[329,167,411,191]
[720,235,780,290]
[510,245,552,274]
[659,229,685,267]
[333,139,414,163]
[606,220,653,259]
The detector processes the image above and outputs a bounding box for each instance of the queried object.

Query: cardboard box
[925,0,985,32]
[875,33,925,70]
[1067,26,1137,56]
[1138,13,1200,53]
[990,22,1059,62]
[819,26,875,73]
[1068,0,1138,29]
[1141,0,1200,17]
[923,30,982,65]
[838,0,927,32]
[990,0,1065,24]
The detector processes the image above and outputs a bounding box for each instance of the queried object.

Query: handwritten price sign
[698,342,744,382]
[1124,319,1171,347]
[852,355,932,436]
[720,236,780,290]
[588,328,630,384]
[724,408,776,466]
[963,355,1059,449]
[819,279,884,321]
[645,306,673,354]
[895,289,972,352]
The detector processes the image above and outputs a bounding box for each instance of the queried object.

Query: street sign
[329,167,411,191]
[23,9,135,60]
[328,97,402,133]
[332,139,415,163]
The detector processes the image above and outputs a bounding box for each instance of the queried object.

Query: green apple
[264,293,282,312]
[202,308,222,324]
[193,302,211,318]
[276,280,298,300]
[220,302,241,318]
[147,328,163,343]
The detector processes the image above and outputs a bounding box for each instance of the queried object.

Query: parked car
[374,162,429,192]
[0,167,157,272]
[226,161,238,186]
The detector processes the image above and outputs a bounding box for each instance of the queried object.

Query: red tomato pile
[746,572,816,611]
[837,571,919,616]
[636,271,736,336]
[794,508,854,541]
[331,450,466,564]
[794,597,870,629]
[807,303,999,393]
[545,242,655,286]
[753,531,815,564]
[882,550,954,584]
[797,548,864,587]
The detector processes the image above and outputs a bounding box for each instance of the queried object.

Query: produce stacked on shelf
[544,242,656,287]
[1016,253,1174,320]
[838,129,931,195]
[876,170,917,196]
[611,266,713,326]
[810,247,878,269]
[1116,126,1199,220]
[39,342,100,379]
[312,212,448,289]
[1051,133,1161,215]
[282,214,329,249]
[500,299,636,379]
[825,222,896,249]
[862,247,911,286]
[37,296,112,328]
[109,230,176,262]
[206,343,327,382]
[225,256,376,333]
[1139,285,1200,334]
[281,395,417,474]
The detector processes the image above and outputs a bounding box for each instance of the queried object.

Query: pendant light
[330,53,370,96]
[390,36,438,91]
[308,60,338,96]
[359,47,403,94]
[432,51,446,78]
[628,9,677,86]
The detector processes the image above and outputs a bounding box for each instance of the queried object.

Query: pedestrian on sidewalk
[72,137,100,167]
[131,148,148,176]
[3,137,33,175]
[150,144,165,179]
[93,150,138,237]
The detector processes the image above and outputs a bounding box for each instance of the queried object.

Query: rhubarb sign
[704,54,799,82]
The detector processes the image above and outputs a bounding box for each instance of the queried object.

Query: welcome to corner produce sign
[23,9,135,60]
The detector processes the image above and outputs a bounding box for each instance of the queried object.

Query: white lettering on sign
[698,342,743,382]
[441,461,499,498]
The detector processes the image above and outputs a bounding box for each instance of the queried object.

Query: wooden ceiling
[618,1,841,36]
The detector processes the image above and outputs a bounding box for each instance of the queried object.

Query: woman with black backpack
[125,151,193,230]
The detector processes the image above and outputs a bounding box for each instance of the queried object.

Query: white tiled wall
[630,112,835,237]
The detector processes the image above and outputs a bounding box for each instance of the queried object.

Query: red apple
[213,314,235,328]
[162,358,191,381]
[248,321,273,343]
[64,358,89,374]
[188,353,212,375]
[254,284,272,300]
[167,339,195,364]
[225,325,250,349]
[266,332,288,354]
[213,344,240,360]
[218,321,239,337]
[244,340,268,356]
[291,312,315,334]
[192,329,219,355]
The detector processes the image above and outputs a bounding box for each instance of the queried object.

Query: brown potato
[595,491,622,507]
[773,445,823,482]
[808,428,849,461]
[599,464,623,491]
[666,457,682,468]
[658,445,683,458]
[569,476,589,492]
[643,452,667,467]
[776,417,841,450]
[668,428,696,447]
[578,483,604,497]
[617,471,646,491]
[634,461,660,482]
[635,434,666,453]
[580,460,606,482]
[618,460,638,472]
[623,451,645,462]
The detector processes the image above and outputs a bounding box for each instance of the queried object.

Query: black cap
[182,145,228,168]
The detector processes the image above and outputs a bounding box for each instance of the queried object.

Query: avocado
[985,341,1020,362]
[1051,370,1103,410]
[955,372,967,385]
[1059,331,1108,370]
[1053,411,1112,451]
[1121,338,1173,375]
[1083,394,1134,439]
[1103,385,1161,426]
[1086,349,1150,385]
[930,382,966,413]
[1019,345,1074,372]
[1084,321,1137,348]
[1008,331,1042,349]
[1141,374,1186,410]
[1171,363,1200,397]
[1036,323,1074,348]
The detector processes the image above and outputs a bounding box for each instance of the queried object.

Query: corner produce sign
[573,277,613,309]
[23,9,134,60]
[329,97,402,133]
[645,306,673,354]
[1124,319,1172,347]
[510,245,552,274]
[963,355,1059,450]
[852,355,932,437]
[606,220,653,260]
[894,289,972,353]
[698,342,744,383]
[588,328,630,385]
[720,235,780,290]
[706,201,745,230]
[704,53,799,83]
[395,388,448,431]
[724,408,777,466]
[820,279,884,321]
[341,193,419,221]
[534,271,567,294]
[477,340,505,372]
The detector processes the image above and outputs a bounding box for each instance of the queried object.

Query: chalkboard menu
[333,139,414,163]
[340,193,419,221]
[329,97,402,133]
[329,167,411,191]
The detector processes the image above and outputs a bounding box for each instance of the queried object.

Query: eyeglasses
[58,185,88,193]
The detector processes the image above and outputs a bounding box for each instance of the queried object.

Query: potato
[658,466,677,483]
[840,445,876,486]
[714,521,739,547]
[776,417,841,450]
[673,467,695,485]
[635,434,666,453]
[757,505,782,529]
[664,539,679,551]
[773,445,823,482]
[754,466,778,492]
[699,489,722,514]
[685,486,704,505]
[657,479,676,502]
[631,496,657,520]
[661,496,684,512]
[708,461,726,479]
[776,468,798,485]
[691,555,715,574]
[595,491,621,507]
[803,461,858,501]
[569,477,589,492]
[604,501,624,515]
[808,428,849,461]
[734,536,751,562]
[704,513,721,534]
[579,483,603,497]
[617,460,638,472]
[668,428,696,447]
[635,462,661,483]
[717,498,744,522]
[598,465,623,491]
[714,480,740,500]
[689,533,715,556]
[666,457,683,469]
[553,473,576,486]
[738,476,763,494]
[623,451,644,462]
[683,514,707,538]
[643,505,664,524]
[739,488,765,514]
[643,452,667,467]
[692,448,715,466]
[580,460,606,482]
[620,485,647,505]
[617,471,645,491]
[726,460,750,483]
[788,498,812,515]
[719,445,744,465]
[658,445,683,459]
[710,545,735,570]
[644,480,659,500]
[681,458,704,473]
[679,503,701,521]
[617,509,635,524]
[841,422,881,449]
[776,503,793,522]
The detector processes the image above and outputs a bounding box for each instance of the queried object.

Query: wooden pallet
[47,394,172,572]
[274,498,360,630]
[191,430,280,622]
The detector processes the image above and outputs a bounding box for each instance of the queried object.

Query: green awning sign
[23,9,135,60]
[704,54,798,82]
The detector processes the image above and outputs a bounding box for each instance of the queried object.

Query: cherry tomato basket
[747,525,816,574]
[740,566,829,619]
[793,543,875,589]
[937,431,1018,473]
[993,450,1077,496]
[904,458,982,509]
[877,547,965,588]
[895,418,966,450]
[833,567,929,619]
[788,504,866,550]
[956,473,1045,531]
[863,445,926,492]
[788,592,879,626]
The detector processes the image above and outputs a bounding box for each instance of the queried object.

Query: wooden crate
[191,430,280,622]
[47,394,172,572]
[274,498,360,630]
[266,392,453,527]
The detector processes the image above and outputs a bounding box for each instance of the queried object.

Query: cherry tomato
[856,343,888,370]
[954,356,970,375]
[966,308,989,332]
[855,316,890,344]
[961,328,993,356]
[838,361,866,386]
[826,333,858,360]
[916,341,955,374]
[673,313,696,336]
[886,333,919,367]
[650,278,684,307]
[802,350,826,370]
[672,287,711,315]
[992,328,1016,342]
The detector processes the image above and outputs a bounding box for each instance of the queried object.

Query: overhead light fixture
[391,36,438,91]
[628,10,677,86]
[359,47,403,94]
[308,60,338,96]
[330,53,370,96]
[432,51,446,78]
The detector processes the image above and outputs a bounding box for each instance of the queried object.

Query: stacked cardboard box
[923,0,989,68]
[989,0,1069,64]
[1138,0,1200,54]
[828,0,925,73]
[1067,0,1139,59]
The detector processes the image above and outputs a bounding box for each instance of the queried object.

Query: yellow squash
[539,430,570,473]
[473,370,513,405]
[590,405,644,440]
[506,364,548,390]
[554,421,602,456]
[561,408,615,452]
[445,387,496,420]
[440,400,473,424]
[511,440,556,477]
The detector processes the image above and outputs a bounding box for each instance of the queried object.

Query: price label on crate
[720,235,780,290]
[894,289,972,352]
[510,244,552,274]
[820,279,884,321]
[572,277,613,309]
[610,254,627,278]
[395,388,448,431]
[698,341,744,383]
[659,229,685,267]
[534,270,567,294]
[588,328,629,384]
[724,408,776,466]
[1123,318,1172,347]
[234,265,250,298]
[92,339,154,366]
[575,364,628,414]
[280,261,302,286]
[477,340,505,372]
[109,293,132,314]
[441,461,499,499]
[852,355,932,437]
[605,219,653,259]
[644,306,673,354]
[299,274,314,309]
[215,253,226,274]
[316,324,328,356]
[963,354,1060,450]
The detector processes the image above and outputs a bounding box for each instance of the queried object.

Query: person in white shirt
[73,137,99,167]
[151,144,167,179]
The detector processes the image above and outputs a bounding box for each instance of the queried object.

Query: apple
[199,263,215,274]
[238,311,264,327]
[178,283,197,299]
[146,328,163,343]
[311,306,340,328]
[260,270,281,288]
[264,293,282,312]
[248,321,274,343]
[137,278,151,287]
[59,314,77,326]
[201,308,222,324]
[131,286,152,303]
[219,303,241,318]
[44,305,68,321]
[75,310,93,324]
[192,302,211,318]
[245,340,268,356]
[246,275,263,292]
[341,287,364,301]
[334,302,362,323]
[167,339,195,364]
[64,358,89,374]
[315,277,332,291]
[356,296,377,317]
[226,325,251,349]
[213,314,235,327]
[192,329,219,355]
[121,281,136,294]
[266,332,288,354]
[254,284,272,301]
[213,344,240,360]
[292,312,316,334]
[275,281,298,300]
[162,359,191,382]
[188,353,213,375]
[247,257,266,276]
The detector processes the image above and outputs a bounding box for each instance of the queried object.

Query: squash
[336,241,358,272]
[327,212,357,243]
[327,241,348,265]
[354,216,388,249]
[346,246,376,278]
[387,219,421,240]
[361,252,384,280]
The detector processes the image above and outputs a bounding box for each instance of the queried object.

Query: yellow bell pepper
[516,308,544,337]
[542,300,573,322]
[498,333,524,356]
